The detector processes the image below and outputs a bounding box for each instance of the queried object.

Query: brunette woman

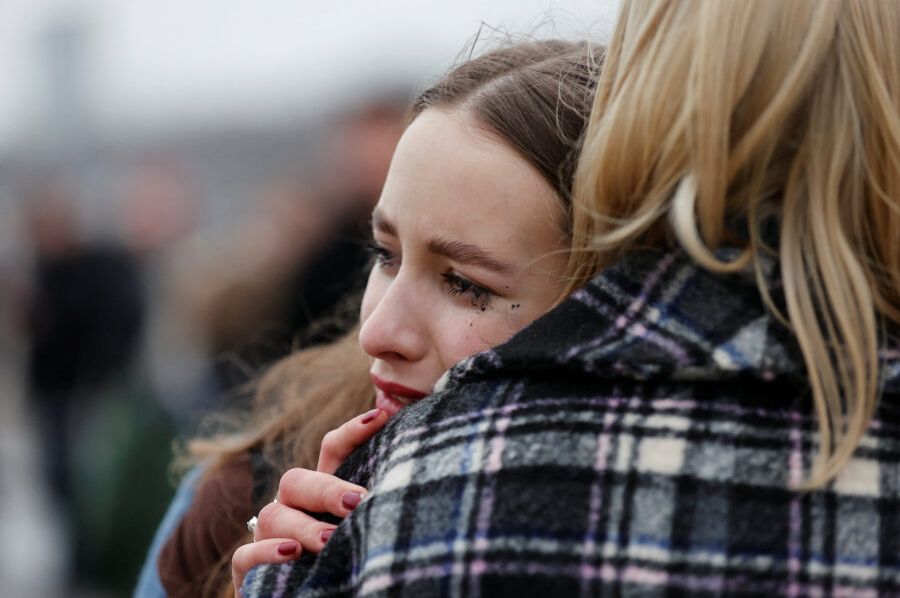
[139,38,604,598]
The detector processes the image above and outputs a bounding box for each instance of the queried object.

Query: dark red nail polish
[277,541,298,556]
[341,491,362,510]
[320,529,334,543]
[361,408,382,424]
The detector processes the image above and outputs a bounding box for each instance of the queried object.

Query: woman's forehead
[375,109,564,256]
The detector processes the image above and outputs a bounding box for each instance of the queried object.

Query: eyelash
[442,271,494,305]
[368,241,496,307]
[367,242,397,268]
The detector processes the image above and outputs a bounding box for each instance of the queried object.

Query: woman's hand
[231,407,389,595]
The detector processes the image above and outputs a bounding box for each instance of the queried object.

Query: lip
[370,374,428,401]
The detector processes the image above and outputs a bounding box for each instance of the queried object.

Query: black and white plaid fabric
[244,249,900,597]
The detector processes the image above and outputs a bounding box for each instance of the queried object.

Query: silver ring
[246,516,258,536]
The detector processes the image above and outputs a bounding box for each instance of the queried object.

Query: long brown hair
[570,0,900,488]
[188,38,605,597]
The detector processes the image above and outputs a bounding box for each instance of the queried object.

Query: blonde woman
[240,0,900,596]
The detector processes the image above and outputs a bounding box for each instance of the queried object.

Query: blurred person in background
[24,182,143,506]
[135,38,602,598]
[23,171,197,594]
[21,178,178,596]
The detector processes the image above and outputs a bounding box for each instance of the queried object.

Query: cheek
[503,311,527,332]
[435,311,516,370]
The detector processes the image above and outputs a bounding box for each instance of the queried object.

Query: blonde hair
[569,0,900,488]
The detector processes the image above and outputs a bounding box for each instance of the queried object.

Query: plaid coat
[243,248,900,597]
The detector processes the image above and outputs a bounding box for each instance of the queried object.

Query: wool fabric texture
[242,248,900,597]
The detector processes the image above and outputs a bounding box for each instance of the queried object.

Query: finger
[255,500,337,553]
[317,408,389,474]
[277,467,368,518]
[232,538,300,596]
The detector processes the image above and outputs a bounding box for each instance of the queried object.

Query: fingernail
[277,541,298,556]
[320,529,334,543]
[361,408,382,424]
[341,491,363,510]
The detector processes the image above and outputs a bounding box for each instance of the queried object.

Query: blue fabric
[133,464,205,598]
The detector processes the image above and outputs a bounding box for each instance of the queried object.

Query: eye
[366,241,398,270]
[441,270,495,311]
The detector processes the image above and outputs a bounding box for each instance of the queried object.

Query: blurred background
[0,1,617,595]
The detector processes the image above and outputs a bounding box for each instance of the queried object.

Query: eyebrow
[371,210,396,236]
[427,237,515,274]
[371,209,514,274]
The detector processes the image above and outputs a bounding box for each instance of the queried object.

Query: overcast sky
[0,0,619,151]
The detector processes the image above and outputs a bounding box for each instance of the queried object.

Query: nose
[358,274,429,364]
